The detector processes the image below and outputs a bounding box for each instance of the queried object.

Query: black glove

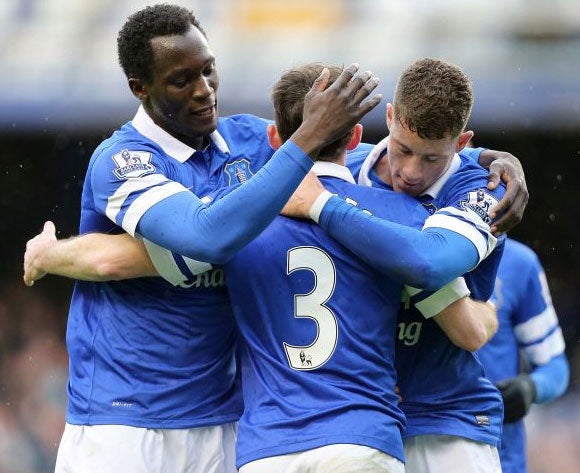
[496,374,537,423]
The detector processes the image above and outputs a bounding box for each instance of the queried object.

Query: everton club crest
[224,159,253,185]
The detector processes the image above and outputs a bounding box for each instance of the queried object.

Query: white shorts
[239,443,404,473]
[54,422,237,473]
[403,435,501,473]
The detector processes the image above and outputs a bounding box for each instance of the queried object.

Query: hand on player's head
[300,64,382,153]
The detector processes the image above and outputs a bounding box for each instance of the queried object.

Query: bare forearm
[35,234,156,282]
[434,298,497,352]
[480,300,499,342]
[38,234,115,281]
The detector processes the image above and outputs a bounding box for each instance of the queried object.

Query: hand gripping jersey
[224,162,430,468]
[348,138,505,447]
[478,238,568,473]
[66,108,301,428]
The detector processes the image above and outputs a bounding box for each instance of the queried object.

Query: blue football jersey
[478,238,567,473]
[224,163,430,467]
[66,107,274,427]
[348,139,505,446]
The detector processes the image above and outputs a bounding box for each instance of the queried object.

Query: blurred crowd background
[0,1,579,472]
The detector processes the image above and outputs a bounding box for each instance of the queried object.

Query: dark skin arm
[479,149,529,235]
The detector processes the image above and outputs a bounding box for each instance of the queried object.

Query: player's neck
[317,152,346,167]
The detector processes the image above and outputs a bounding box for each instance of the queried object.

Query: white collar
[131,106,230,163]
[421,153,461,198]
[312,161,355,183]
[357,136,389,187]
[357,135,461,198]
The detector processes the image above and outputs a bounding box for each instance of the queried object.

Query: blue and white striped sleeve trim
[422,206,497,263]
[142,239,213,287]
[105,173,190,236]
[405,277,471,319]
[516,305,566,366]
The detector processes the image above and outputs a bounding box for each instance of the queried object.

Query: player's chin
[395,182,422,197]
[187,114,218,136]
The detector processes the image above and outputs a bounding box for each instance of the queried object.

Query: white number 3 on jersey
[283,246,338,370]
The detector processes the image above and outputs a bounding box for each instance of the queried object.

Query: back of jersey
[225,176,428,468]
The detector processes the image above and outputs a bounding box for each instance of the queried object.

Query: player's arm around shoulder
[425,165,506,266]
[23,221,158,286]
[459,147,529,234]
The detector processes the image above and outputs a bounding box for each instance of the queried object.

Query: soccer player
[226,64,500,473]
[22,21,524,473]
[35,4,382,472]
[313,58,508,473]
[478,238,570,473]
[26,63,500,473]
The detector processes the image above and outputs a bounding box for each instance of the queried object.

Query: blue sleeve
[459,147,486,163]
[530,353,570,404]
[137,140,312,263]
[318,197,479,290]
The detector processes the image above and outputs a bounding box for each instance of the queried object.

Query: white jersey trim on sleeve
[143,239,213,287]
[309,190,333,223]
[422,212,494,263]
[122,182,189,236]
[105,173,169,224]
[435,206,498,258]
[514,305,558,344]
[523,326,566,366]
[410,277,471,319]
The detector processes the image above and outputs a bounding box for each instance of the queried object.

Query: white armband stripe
[412,277,471,319]
[309,190,333,223]
[105,174,169,223]
[183,256,213,279]
[143,239,188,286]
[431,206,498,258]
[423,212,493,263]
[143,239,213,287]
[122,182,189,236]
[523,327,566,366]
[514,305,559,344]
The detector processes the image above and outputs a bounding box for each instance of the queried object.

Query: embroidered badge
[460,189,499,224]
[112,149,156,179]
[475,414,491,426]
[224,159,253,185]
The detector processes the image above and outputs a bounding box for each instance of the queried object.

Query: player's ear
[386,103,394,131]
[267,124,283,150]
[129,78,148,102]
[456,130,475,152]
[346,124,363,151]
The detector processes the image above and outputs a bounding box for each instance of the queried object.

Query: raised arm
[106,65,382,263]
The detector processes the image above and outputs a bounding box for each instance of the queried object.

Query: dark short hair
[117,3,206,83]
[393,58,473,139]
[271,63,353,161]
